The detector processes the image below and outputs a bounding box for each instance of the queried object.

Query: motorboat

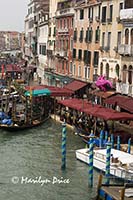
[76,148,133,181]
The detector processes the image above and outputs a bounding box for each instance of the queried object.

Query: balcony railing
[58,28,69,33]
[120,8,133,21]
[116,82,133,97]
[118,44,133,56]
[56,50,68,57]
[56,7,74,17]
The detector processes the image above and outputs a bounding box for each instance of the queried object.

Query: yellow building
[98,0,124,85]
[73,0,101,82]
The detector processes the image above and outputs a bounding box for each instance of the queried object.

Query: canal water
[0,119,100,200]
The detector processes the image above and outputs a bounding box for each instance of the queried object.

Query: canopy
[25,88,51,97]
[63,80,88,92]
[25,85,73,97]
[58,98,133,121]
[104,95,133,113]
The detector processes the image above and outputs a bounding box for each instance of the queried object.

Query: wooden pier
[96,174,133,200]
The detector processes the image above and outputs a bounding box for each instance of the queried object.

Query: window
[88,7,93,21]
[85,27,93,43]
[73,49,76,59]
[78,49,82,60]
[70,39,73,51]
[93,52,99,67]
[67,19,69,28]
[84,50,91,64]
[119,2,123,10]
[102,6,106,23]
[80,9,84,20]
[42,45,46,55]
[74,29,77,41]
[106,63,109,79]
[115,64,120,78]
[60,19,62,29]
[128,66,132,84]
[107,32,111,49]
[100,63,103,76]
[49,27,51,36]
[95,26,100,42]
[78,66,81,77]
[117,32,121,46]
[125,29,129,44]
[102,32,105,47]
[98,5,101,19]
[122,65,127,83]
[109,5,113,22]
[79,28,84,42]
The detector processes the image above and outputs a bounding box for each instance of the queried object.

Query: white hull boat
[76,148,133,181]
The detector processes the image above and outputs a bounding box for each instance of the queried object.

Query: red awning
[104,95,133,113]
[58,98,133,121]
[25,85,74,97]
[63,80,88,92]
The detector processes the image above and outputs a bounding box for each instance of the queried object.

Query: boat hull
[0,116,50,131]
[76,148,133,181]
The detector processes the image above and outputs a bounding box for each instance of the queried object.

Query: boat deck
[100,186,133,200]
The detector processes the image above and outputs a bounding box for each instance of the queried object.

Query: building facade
[116,0,133,96]
[73,0,101,82]
[98,0,124,87]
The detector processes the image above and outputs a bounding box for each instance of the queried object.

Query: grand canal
[0,119,100,200]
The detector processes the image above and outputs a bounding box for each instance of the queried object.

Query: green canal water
[0,119,100,200]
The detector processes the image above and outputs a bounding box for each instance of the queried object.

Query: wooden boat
[76,148,133,181]
[0,116,50,131]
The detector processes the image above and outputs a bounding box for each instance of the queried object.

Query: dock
[96,174,133,200]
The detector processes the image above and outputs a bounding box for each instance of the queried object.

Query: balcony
[120,8,133,21]
[118,44,133,56]
[56,7,74,17]
[56,51,68,58]
[58,28,69,34]
[116,82,133,97]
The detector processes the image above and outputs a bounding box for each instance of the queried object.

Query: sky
[0,0,29,32]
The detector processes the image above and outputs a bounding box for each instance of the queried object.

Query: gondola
[0,116,50,131]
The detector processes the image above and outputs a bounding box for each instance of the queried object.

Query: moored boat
[76,148,133,181]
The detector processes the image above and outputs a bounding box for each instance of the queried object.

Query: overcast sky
[0,0,29,32]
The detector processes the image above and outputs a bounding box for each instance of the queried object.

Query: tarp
[25,85,74,97]
[63,80,88,92]
[24,88,51,97]
[104,95,133,113]
[58,98,133,121]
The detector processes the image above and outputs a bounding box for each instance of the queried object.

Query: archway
[125,29,129,44]
[128,65,133,84]
[122,65,127,83]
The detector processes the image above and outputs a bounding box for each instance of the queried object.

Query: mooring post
[105,142,112,185]
[127,138,131,154]
[61,122,67,170]
[117,135,121,150]
[88,132,95,187]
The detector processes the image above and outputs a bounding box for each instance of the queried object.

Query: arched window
[115,64,120,78]
[131,29,133,45]
[122,65,127,83]
[100,62,103,76]
[106,63,109,79]
[125,29,129,44]
[128,65,133,84]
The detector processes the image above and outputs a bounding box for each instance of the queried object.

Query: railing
[118,44,132,55]
[120,8,133,20]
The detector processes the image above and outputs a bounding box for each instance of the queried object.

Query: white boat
[76,148,133,181]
